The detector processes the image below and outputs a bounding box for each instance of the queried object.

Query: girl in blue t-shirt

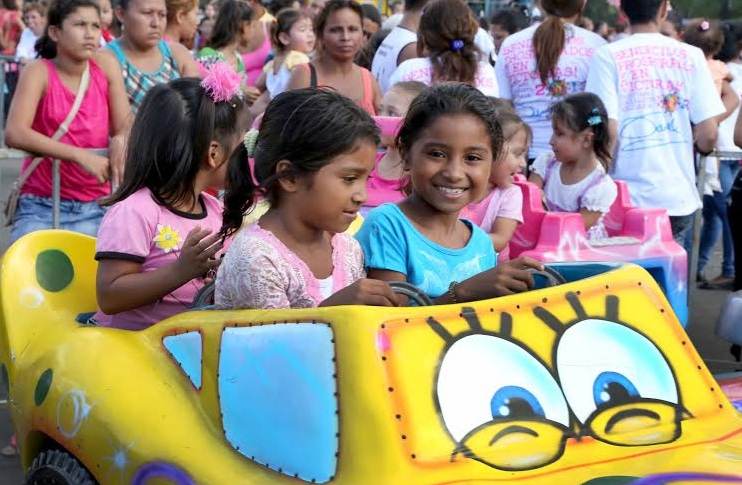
[356,83,542,302]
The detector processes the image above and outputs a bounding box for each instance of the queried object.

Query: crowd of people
[0,0,739,327]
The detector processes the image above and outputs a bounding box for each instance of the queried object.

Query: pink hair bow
[200,61,243,104]
[699,20,710,31]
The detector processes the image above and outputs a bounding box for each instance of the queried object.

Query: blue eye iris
[592,371,640,408]
[490,386,546,420]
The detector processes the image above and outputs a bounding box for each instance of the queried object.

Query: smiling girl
[288,0,380,115]
[463,111,531,253]
[357,83,542,301]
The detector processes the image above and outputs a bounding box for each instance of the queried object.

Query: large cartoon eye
[556,319,682,446]
[437,334,569,443]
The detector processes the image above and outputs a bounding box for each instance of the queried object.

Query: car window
[218,322,338,483]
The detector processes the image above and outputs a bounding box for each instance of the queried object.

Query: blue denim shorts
[10,194,105,244]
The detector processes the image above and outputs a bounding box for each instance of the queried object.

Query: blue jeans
[698,160,740,277]
[671,213,696,252]
[10,194,105,244]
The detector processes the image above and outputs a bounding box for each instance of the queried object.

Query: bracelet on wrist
[447,281,460,304]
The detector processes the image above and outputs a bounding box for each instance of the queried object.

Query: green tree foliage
[583,0,618,25]
[584,0,741,24]
[671,0,741,18]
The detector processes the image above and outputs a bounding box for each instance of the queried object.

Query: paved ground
[0,158,737,483]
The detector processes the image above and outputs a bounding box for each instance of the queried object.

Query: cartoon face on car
[379,290,692,472]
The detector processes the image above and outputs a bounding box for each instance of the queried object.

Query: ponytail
[221,143,259,239]
[531,0,584,86]
[532,16,564,86]
[419,0,479,86]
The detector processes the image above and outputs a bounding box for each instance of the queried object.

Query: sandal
[0,444,17,457]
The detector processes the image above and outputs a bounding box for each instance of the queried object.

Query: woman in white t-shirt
[388,0,498,97]
[496,0,605,160]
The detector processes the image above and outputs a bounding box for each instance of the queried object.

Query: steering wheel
[389,281,433,307]
[191,281,216,309]
[529,266,567,288]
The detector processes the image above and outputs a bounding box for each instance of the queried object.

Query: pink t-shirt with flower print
[215,223,366,310]
[94,187,223,330]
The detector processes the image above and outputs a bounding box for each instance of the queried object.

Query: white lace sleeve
[347,236,367,281]
[215,235,292,310]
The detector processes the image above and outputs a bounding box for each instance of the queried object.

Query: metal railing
[0,148,108,236]
[0,55,21,149]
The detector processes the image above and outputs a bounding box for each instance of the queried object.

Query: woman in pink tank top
[5,0,130,244]
[287,0,379,115]
[242,19,272,86]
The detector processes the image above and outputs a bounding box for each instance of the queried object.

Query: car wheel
[27,449,95,485]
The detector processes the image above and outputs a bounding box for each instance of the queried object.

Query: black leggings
[730,171,742,291]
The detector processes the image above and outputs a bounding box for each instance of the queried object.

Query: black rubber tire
[26,449,95,485]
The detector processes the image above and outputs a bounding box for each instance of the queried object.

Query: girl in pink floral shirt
[95,67,249,330]
[215,88,399,309]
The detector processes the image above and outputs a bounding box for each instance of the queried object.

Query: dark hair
[220,88,380,238]
[718,21,742,63]
[36,0,99,59]
[268,0,298,15]
[355,26,389,69]
[360,2,381,26]
[620,0,664,25]
[489,96,515,115]
[551,92,611,171]
[314,0,363,38]
[418,0,479,85]
[106,77,247,209]
[166,0,196,23]
[397,83,504,167]
[208,0,254,49]
[271,7,310,52]
[490,7,527,35]
[1,0,18,10]
[683,19,724,58]
[404,0,428,12]
[532,0,584,85]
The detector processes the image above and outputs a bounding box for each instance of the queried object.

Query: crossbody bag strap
[14,61,91,190]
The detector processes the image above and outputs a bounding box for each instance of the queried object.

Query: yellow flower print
[153,224,181,253]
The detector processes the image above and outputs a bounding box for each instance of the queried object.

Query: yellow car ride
[1,230,742,484]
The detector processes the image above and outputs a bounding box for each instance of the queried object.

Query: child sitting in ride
[94,66,248,330]
[528,92,617,240]
[356,83,542,301]
[215,88,399,309]
[462,109,531,255]
[363,80,426,213]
